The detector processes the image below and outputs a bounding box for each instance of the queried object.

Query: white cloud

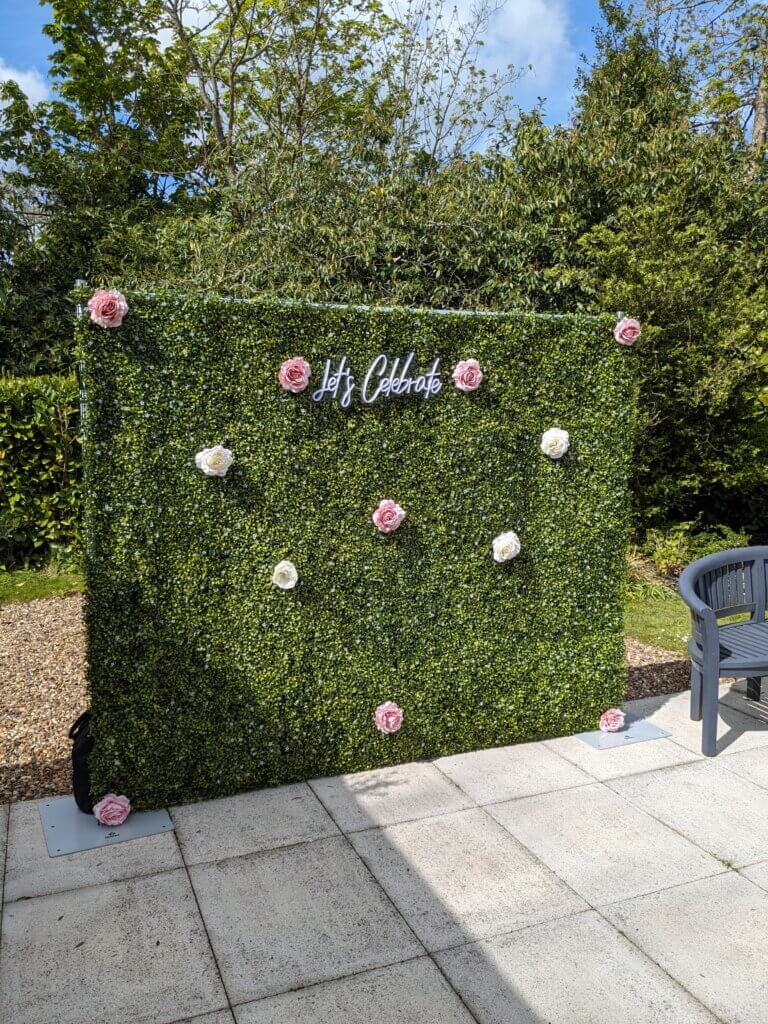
[479,0,573,85]
[451,0,578,120]
[0,60,49,104]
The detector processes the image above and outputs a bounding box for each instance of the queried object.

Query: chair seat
[689,620,768,672]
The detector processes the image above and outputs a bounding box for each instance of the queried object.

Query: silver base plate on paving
[576,714,670,751]
[39,796,173,857]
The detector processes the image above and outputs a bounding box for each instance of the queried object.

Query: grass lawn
[625,584,690,655]
[1,567,691,655]
[0,568,84,605]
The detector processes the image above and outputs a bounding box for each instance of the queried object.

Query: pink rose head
[87,289,128,329]
[614,317,641,346]
[599,708,626,733]
[93,793,131,826]
[452,358,483,392]
[279,357,311,393]
[375,701,404,734]
[372,498,406,534]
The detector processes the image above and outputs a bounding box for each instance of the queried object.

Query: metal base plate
[39,796,173,857]
[576,714,670,751]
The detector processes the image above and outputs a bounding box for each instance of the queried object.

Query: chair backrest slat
[698,560,755,617]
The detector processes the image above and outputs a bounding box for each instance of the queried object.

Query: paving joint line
[173,824,238,1021]
[435,764,731,1024]
[541,733,703,784]
[596,911,730,1024]
[225,951,431,1010]
[735,866,768,896]
[307,777,484,1024]
[714,752,768,793]
[593,867,730,908]
[603,767,757,868]
[0,803,10,953]
[2,859,186,906]
[168,808,343,869]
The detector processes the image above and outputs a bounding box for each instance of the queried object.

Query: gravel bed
[1,595,88,804]
[624,637,691,700]
[1,596,696,804]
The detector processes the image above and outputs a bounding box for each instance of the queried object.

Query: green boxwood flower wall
[77,292,635,808]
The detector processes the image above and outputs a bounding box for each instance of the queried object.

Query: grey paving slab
[609,759,768,867]
[603,871,768,1024]
[434,741,591,804]
[544,734,699,781]
[488,782,721,905]
[349,807,586,952]
[310,762,473,832]
[171,783,339,865]
[4,798,183,903]
[233,958,476,1024]
[719,745,768,790]
[0,868,226,1024]
[435,909,718,1024]
[626,688,768,756]
[189,835,422,1004]
[719,680,768,724]
[738,859,768,892]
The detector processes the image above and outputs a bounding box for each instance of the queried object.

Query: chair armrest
[678,567,718,649]
[678,564,713,616]
[678,589,716,623]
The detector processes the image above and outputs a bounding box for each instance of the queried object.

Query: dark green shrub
[644,520,751,577]
[0,375,81,568]
[78,292,635,808]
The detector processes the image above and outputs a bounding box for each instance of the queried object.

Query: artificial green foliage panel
[78,293,635,808]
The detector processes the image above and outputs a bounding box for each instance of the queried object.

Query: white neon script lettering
[311,356,356,408]
[311,353,442,407]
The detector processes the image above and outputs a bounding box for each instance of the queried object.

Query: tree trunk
[750,57,768,171]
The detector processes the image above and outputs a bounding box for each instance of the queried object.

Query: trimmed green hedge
[0,375,81,568]
[79,292,635,808]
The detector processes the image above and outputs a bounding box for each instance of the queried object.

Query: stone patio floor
[3,681,768,1024]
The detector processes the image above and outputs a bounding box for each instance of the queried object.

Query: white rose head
[195,445,234,477]
[540,427,570,460]
[492,530,521,563]
[271,559,298,590]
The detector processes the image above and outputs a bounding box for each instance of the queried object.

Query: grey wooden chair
[679,546,768,756]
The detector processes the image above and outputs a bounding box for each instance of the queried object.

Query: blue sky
[0,0,603,123]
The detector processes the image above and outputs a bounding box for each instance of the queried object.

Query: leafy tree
[3,0,766,536]
[0,0,197,373]
[645,1,768,152]
[139,3,768,533]
[160,0,395,185]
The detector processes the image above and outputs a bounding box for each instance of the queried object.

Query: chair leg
[701,667,719,757]
[746,676,762,701]
[690,665,702,721]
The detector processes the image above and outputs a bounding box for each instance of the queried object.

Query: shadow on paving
[8,685,768,1022]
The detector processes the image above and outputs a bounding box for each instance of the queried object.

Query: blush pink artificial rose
[87,289,128,329]
[372,498,406,533]
[93,793,131,826]
[614,317,641,346]
[452,358,483,392]
[279,357,311,393]
[375,701,404,734]
[599,708,626,733]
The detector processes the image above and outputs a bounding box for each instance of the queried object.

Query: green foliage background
[3,4,766,540]
[78,293,634,807]
[0,375,81,567]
